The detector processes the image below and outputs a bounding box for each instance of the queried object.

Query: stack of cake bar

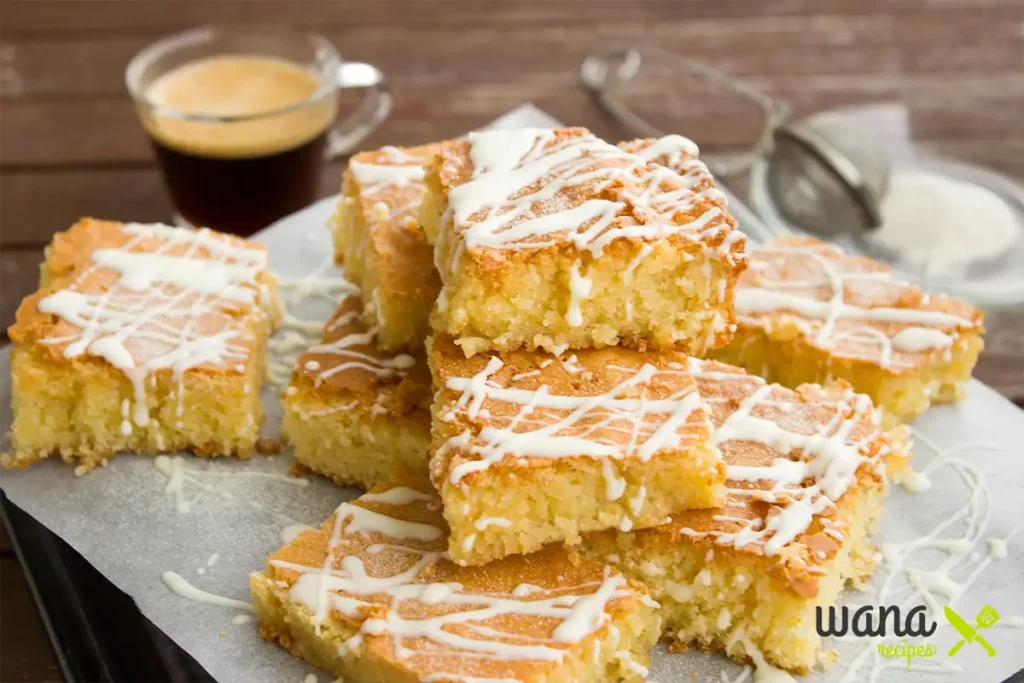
[5,127,985,683]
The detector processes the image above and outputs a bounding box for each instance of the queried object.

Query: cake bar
[5,218,278,470]
[618,135,727,210]
[282,289,432,490]
[430,334,727,567]
[250,475,661,683]
[710,235,984,423]
[334,143,448,351]
[421,127,746,357]
[583,359,911,673]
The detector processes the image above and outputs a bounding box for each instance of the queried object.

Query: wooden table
[2,1,1022,680]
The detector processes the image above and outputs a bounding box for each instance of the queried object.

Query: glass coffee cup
[126,26,390,235]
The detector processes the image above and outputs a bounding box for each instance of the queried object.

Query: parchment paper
[2,105,1022,683]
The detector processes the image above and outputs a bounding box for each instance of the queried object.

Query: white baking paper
[2,105,1023,683]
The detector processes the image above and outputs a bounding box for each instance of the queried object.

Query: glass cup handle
[325,61,393,159]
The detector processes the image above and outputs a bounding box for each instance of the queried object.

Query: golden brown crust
[617,137,726,211]
[433,129,745,270]
[260,474,652,681]
[593,359,908,598]
[429,333,717,489]
[428,129,746,357]
[734,235,984,374]
[288,290,431,416]
[344,142,457,350]
[9,217,274,375]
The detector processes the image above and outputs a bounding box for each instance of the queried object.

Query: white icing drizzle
[630,134,698,166]
[735,239,977,369]
[277,263,419,417]
[835,430,1017,683]
[160,571,255,612]
[37,222,271,429]
[360,486,433,506]
[623,244,654,285]
[152,455,306,524]
[438,129,739,321]
[268,254,358,386]
[439,356,710,487]
[891,327,953,353]
[304,326,415,385]
[671,359,888,557]
[474,517,513,530]
[566,262,592,327]
[449,129,726,254]
[334,502,442,542]
[349,161,425,192]
[270,490,636,678]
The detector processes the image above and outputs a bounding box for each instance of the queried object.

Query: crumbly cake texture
[583,359,911,674]
[334,143,449,351]
[421,128,747,357]
[429,334,727,567]
[709,236,984,424]
[5,218,279,470]
[250,475,661,683]
[282,288,432,490]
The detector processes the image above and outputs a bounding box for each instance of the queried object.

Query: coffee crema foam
[141,56,336,159]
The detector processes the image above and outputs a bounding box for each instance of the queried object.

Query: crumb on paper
[256,437,283,455]
[290,461,313,478]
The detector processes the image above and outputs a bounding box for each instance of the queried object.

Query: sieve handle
[325,61,393,159]
[580,45,791,179]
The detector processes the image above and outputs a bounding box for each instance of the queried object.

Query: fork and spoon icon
[944,605,999,657]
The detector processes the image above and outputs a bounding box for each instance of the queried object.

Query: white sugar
[870,171,1018,276]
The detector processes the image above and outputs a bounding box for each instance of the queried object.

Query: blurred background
[1,1,1022,679]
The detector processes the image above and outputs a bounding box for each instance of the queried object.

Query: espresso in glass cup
[126,27,390,235]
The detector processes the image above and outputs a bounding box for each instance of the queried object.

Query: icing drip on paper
[161,571,255,612]
[835,430,1016,683]
[153,454,308,523]
[268,254,356,386]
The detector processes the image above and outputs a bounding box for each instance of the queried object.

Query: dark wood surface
[1,1,1023,681]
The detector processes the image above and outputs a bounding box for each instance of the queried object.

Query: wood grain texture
[5,0,1019,35]
[1,249,44,334]
[3,9,1024,167]
[1,2,1023,681]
